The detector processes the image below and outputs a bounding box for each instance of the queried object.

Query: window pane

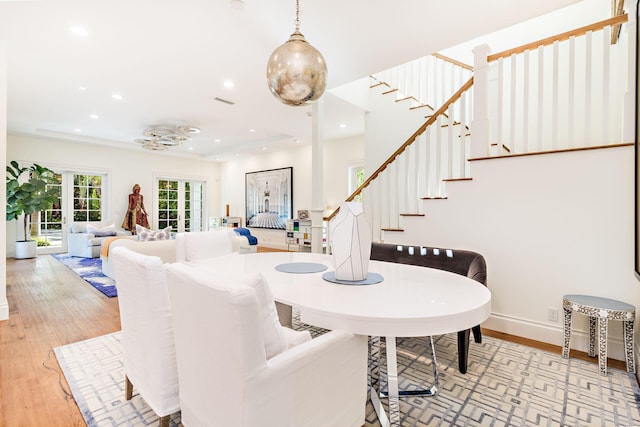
[74,174,104,223]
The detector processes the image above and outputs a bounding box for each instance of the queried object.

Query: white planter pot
[330,201,372,281]
[15,240,37,259]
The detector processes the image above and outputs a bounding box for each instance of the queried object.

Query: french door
[156,178,206,233]
[38,171,106,254]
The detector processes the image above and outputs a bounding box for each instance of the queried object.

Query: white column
[471,44,491,158]
[0,41,8,320]
[310,98,324,254]
[622,1,637,143]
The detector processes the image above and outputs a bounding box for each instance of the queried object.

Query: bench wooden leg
[159,415,170,427]
[471,325,482,343]
[457,329,471,374]
[125,375,133,400]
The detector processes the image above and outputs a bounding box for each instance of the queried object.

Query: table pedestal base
[370,336,440,427]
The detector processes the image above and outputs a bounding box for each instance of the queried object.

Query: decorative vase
[330,202,372,281]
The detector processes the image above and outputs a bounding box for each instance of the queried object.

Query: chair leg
[457,329,471,374]
[125,375,133,400]
[471,325,482,343]
[159,415,170,427]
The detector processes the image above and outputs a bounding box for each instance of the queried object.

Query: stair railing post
[623,1,637,143]
[311,98,325,254]
[471,44,491,158]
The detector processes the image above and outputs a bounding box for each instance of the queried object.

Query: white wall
[6,134,221,257]
[0,42,7,320]
[323,135,365,211]
[219,136,364,249]
[384,145,640,362]
[440,0,611,65]
[364,85,427,175]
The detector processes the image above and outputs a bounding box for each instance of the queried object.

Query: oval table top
[195,251,492,338]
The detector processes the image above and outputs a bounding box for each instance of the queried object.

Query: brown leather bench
[370,242,487,374]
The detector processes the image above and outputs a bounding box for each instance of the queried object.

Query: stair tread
[421,196,448,200]
[400,213,425,217]
[443,177,473,182]
[381,228,404,232]
[410,104,432,110]
[382,88,399,95]
[395,96,417,103]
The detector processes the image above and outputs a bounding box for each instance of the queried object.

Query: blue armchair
[233,227,258,252]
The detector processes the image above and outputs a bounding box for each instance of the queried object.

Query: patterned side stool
[562,294,636,376]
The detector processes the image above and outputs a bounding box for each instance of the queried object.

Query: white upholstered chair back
[111,246,179,424]
[174,228,241,263]
[166,262,369,427]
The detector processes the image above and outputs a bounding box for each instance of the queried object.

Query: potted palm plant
[6,161,59,259]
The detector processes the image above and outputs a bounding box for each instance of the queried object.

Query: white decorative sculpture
[330,202,372,281]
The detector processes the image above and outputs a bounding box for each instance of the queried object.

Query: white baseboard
[483,312,629,362]
[0,300,8,321]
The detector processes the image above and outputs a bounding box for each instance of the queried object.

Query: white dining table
[196,251,492,427]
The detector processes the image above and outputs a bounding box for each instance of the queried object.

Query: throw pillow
[136,225,172,241]
[87,223,116,237]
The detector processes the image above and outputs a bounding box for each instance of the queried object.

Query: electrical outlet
[547,307,559,322]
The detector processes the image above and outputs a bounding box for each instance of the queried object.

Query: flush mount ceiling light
[136,125,201,151]
[266,0,327,106]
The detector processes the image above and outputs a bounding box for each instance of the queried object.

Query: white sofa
[102,238,177,279]
[101,228,251,279]
[104,228,294,328]
[68,221,131,258]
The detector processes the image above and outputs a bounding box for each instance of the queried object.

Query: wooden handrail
[431,53,473,71]
[324,77,474,222]
[488,14,628,62]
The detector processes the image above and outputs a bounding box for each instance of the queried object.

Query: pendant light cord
[294,0,301,32]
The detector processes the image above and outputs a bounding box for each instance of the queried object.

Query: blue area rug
[52,254,117,297]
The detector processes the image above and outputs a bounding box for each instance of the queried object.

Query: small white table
[562,294,636,376]
[197,252,492,427]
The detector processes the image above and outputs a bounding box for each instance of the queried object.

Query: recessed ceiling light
[339,123,347,128]
[249,129,256,133]
[262,146,267,151]
[112,93,123,101]
[294,138,301,143]
[223,80,234,88]
[214,138,221,143]
[78,86,86,91]
[74,129,82,133]
[89,114,99,119]
[69,26,88,37]
[188,147,194,151]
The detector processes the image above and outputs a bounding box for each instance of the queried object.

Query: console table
[562,294,636,376]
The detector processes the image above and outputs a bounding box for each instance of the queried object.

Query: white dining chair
[112,246,179,427]
[166,262,369,427]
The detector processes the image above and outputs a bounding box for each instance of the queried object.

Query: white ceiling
[0,0,580,162]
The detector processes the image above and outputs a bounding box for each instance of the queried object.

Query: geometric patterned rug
[51,253,117,297]
[54,314,640,427]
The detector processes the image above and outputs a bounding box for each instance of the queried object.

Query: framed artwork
[245,167,292,229]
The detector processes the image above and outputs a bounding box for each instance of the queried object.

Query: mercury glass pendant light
[266,0,327,106]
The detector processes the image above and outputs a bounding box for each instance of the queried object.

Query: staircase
[326,11,634,244]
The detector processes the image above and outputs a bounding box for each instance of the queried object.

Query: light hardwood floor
[0,250,627,426]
